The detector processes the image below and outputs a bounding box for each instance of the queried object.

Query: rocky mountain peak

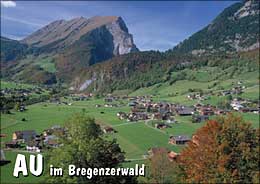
[21,16,138,55]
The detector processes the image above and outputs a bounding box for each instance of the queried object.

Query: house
[168,151,179,161]
[155,123,170,129]
[104,97,114,102]
[192,115,209,123]
[187,94,196,100]
[240,107,259,114]
[128,101,138,107]
[191,135,200,146]
[199,108,214,116]
[127,113,139,122]
[5,140,19,149]
[43,135,59,148]
[127,112,148,121]
[169,135,190,145]
[26,141,41,152]
[19,105,26,112]
[103,127,116,134]
[43,125,65,137]
[12,130,36,143]
[131,106,146,113]
[152,113,163,120]
[176,107,194,116]
[46,139,59,148]
[214,109,226,115]
[147,147,178,161]
[166,118,176,124]
[231,86,243,95]
[221,90,231,96]
[231,100,244,111]
[117,112,127,120]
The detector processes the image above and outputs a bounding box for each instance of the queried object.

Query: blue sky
[1,1,237,51]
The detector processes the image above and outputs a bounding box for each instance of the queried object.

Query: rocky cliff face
[105,17,138,55]
[22,16,138,56]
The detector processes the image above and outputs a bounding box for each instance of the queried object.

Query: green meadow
[1,96,259,183]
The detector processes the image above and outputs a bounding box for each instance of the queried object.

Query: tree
[45,113,137,184]
[178,114,259,183]
[147,148,181,184]
[14,102,21,111]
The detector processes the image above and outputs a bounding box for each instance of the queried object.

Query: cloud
[2,16,43,27]
[1,1,16,8]
[2,33,24,40]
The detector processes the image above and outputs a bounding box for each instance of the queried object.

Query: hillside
[1,1,259,88]
[0,36,28,62]
[1,16,138,83]
[71,49,259,93]
[170,1,259,55]
[71,1,259,93]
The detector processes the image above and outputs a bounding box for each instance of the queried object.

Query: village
[0,77,259,166]
[2,82,258,163]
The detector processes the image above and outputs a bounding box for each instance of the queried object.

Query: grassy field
[1,97,259,183]
[1,80,35,89]
[34,57,56,73]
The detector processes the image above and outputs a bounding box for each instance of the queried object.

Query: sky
[1,1,237,51]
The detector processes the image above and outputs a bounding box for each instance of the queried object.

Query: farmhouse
[104,97,114,102]
[168,151,179,161]
[197,105,215,115]
[192,115,209,123]
[128,101,138,107]
[147,147,178,161]
[46,139,59,148]
[127,112,148,121]
[103,127,116,134]
[26,141,41,152]
[221,90,231,96]
[169,135,191,145]
[12,130,37,143]
[43,125,66,137]
[231,100,244,110]
[18,105,26,112]
[5,140,19,149]
[176,107,194,116]
[214,108,226,115]
[117,112,127,120]
[155,123,170,129]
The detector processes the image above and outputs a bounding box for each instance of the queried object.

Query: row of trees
[46,113,259,183]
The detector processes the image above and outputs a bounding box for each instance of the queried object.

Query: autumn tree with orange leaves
[178,114,259,183]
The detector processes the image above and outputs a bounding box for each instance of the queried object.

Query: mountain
[21,16,138,55]
[171,0,259,55]
[1,16,138,83]
[0,36,28,62]
[1,1,259,88]
[72,0,259,92]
